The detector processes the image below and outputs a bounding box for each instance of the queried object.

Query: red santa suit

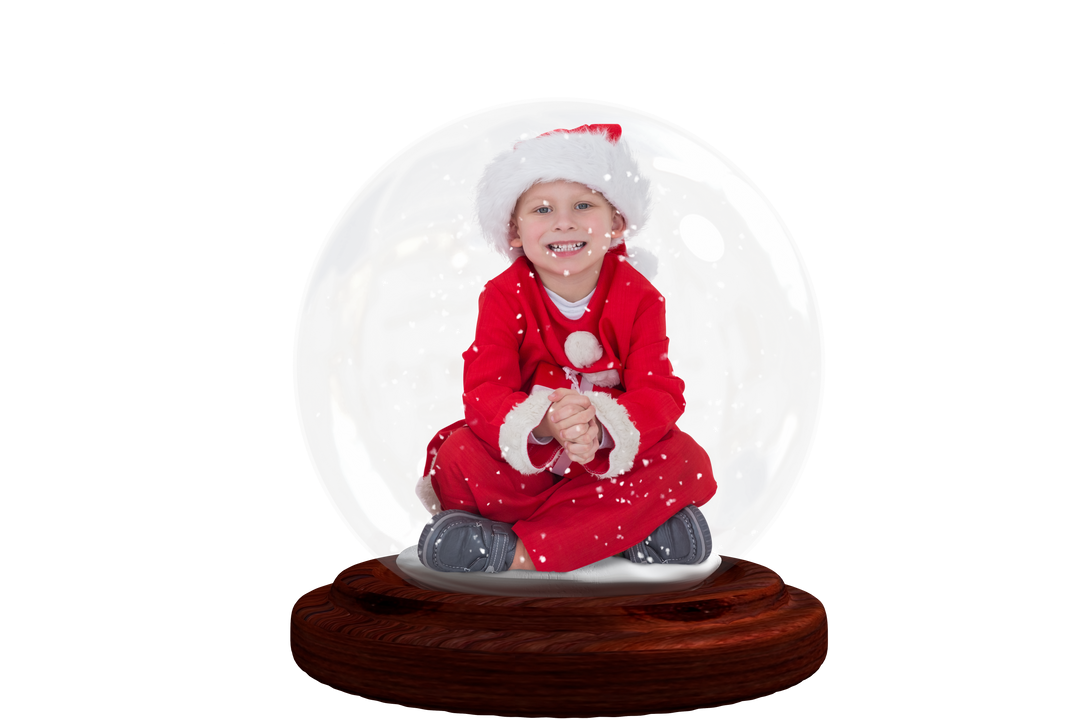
[416,124,721,569]
[421,245,717,572]
[425,249,721,574]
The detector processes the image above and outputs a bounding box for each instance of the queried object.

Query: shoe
[623,505,712,565]
[418,510,518,573]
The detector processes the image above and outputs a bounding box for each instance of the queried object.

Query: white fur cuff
[415,474,442,515]
[498,387,556,475]
[586,392,640,478]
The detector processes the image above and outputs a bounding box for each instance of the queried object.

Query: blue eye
[575,202,591,210]
[536,206,551,213]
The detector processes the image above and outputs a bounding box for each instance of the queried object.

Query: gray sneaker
[623,505,712,565]
[418,510,518,573]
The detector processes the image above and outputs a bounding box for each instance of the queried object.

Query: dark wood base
[291,556,826,717]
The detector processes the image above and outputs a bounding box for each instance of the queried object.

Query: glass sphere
[295,101,821,561]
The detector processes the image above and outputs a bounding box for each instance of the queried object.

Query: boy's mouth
[547,242,586,254]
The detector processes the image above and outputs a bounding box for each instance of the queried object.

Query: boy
[416,124,717,573]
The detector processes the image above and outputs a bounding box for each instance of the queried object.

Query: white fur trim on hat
[583,369,620,388]
[498,387,558,475]
[586,391,639,478]
[476,126,651,261]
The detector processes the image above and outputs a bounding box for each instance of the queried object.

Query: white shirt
[544,287,594,321]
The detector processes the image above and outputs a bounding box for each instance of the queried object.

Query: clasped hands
[533,388,600,465]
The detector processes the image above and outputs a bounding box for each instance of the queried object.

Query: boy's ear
[508,218,523,247]
[610,209,627,239]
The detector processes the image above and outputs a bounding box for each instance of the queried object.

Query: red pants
[428,425,717,572]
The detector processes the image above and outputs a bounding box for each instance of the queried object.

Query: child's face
[509,181,626,294]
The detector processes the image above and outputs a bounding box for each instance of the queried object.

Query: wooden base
[291,556,826,717]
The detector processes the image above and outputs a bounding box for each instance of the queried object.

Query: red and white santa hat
[476,123,651,261]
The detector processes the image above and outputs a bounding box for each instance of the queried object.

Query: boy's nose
[552,209,576,230]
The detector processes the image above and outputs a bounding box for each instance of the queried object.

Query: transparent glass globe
[295,101,821,561]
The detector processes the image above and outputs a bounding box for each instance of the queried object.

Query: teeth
[549,242,585,252]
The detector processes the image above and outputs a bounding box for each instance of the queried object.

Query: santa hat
[476,124,651,261]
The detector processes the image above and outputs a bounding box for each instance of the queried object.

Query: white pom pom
[622,243,660,284]
[564,331,603,368]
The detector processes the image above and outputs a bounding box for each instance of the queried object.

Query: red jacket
[459,246,685,479]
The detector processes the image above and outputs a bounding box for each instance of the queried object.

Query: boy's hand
[564,417,600,465]
[534,388,600,464]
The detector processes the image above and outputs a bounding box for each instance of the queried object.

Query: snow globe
[290,101,826,715]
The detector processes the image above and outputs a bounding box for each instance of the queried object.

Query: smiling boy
[510,179,623,302]
[416,124,717,574]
